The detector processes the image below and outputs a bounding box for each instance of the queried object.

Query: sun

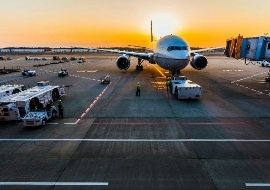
[151,14,178,40]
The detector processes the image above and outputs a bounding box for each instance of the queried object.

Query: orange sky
[0,0,269,48]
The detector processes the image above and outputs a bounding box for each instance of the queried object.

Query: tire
[175,88,178,98]
[42,119,46,126]
[52,111,57,118]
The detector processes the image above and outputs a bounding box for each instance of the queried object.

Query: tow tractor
[22,106,57,127]
[170,76,201,99]
[22,69,36,76]
[58,69,68,77]
[100,75,110,84]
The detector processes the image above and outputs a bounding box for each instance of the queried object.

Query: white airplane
[99,21,224,75]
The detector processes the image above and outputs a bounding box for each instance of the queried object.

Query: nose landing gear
[136,58,144,71]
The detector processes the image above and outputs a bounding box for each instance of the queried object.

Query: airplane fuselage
[152,35,190,71]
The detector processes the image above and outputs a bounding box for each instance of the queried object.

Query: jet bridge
[225,35,270,61]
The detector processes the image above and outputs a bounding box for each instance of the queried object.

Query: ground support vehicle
[257,60,270,67]
[170,76,201,99]
[22,69,36,76]
[0,81,65,121]
[58,70,68,77]
[22,106,57,127]
[100,75,110,84]
[0,84,26,99]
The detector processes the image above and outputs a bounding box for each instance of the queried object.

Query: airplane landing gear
[136,58,144,71]
[171,69,181,76]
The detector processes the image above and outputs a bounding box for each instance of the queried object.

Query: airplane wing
[98,49,152,61]
[190,47,225,53]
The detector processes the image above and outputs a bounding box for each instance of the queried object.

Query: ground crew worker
[166,78,171,91]
[58,100,64,118]
[60,69,64,77]
[136,82,141,96]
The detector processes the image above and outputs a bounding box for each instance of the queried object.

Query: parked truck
[170,76,201,99]
[0,84,26,99]
[0,80,65,121]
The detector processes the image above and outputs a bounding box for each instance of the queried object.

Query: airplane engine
[190,54,208,70]
[116,55,130,70]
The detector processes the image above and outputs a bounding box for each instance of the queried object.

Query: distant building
[0,47,97,53]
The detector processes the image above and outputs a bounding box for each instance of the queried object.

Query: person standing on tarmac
[136,82,141,96]
[166,78,171,91]
[58,100,64,118]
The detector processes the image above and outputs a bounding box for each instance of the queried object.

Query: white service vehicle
[170,76,201,99]
[257,60,270,67]
[22,106,57,127]
[22,69,36,76]
[0,84,26,99]
[0,81,65,121]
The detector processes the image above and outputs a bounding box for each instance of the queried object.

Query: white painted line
[0,182,108,186]
[63,123,76,125]
[245,183,270,187]
[1,139,270,142]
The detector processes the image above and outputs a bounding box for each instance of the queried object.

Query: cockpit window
[167,46,188,51]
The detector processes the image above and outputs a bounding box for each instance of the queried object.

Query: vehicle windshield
[167,46,188,51]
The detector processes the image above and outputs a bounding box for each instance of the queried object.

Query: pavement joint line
[0,182,108,186]
[1,139,270,142]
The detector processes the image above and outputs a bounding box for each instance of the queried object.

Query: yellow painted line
[152,65,166,78]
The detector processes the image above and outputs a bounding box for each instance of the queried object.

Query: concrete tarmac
[0,54,270,190]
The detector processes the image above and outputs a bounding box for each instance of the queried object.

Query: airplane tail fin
[151,20,153,42]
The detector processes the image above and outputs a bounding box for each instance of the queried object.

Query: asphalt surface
[0,54,270,190]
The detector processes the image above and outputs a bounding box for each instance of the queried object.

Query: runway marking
[152,65,166,78]
[223,69,244,72]
[1,139,270,142]
[245,183,270,187]
[76,82,111,124]
[88,121,269,125]
[0,182,108,186]
[231,71,270,96]
[64,123,77,125]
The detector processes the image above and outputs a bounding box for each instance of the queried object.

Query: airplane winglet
[151,20,153,42]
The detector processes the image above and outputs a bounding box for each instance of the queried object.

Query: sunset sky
[0,0,269,48]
